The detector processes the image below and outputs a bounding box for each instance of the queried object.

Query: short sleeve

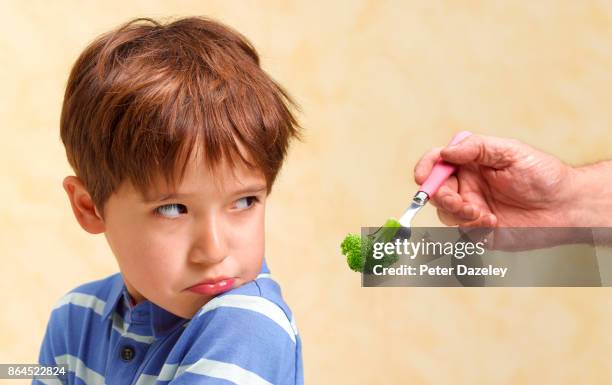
[168,294,300,385]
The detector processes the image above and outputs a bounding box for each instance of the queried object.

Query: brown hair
[60,16,300,216]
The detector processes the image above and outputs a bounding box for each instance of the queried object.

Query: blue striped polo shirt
[33,259,303,385]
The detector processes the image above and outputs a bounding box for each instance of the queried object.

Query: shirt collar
[101,273,125,322]
[101,273,186,338]
[260,258,270,275]
[101,258,270,337]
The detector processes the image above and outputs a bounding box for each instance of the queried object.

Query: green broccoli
[341,218,402,274]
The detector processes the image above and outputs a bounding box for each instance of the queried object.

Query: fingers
[437,207,497,228]
[439,134,518,169]
[414,132,516,228]
[433,181,497,227]
[415,134,521,188]
[414,147,442,185]
[438,209,497,228]
[460,213,498,228]
[435,195,482,225]
[428,178,459,209]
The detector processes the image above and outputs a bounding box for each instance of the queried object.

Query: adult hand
[414,134,579,228]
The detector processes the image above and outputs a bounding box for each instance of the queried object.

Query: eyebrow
[142,185,267,203]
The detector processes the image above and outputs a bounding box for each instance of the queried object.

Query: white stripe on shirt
[177,358,273,385]
[111,312,155,344]
[196,294,296,343]
[53,293,106,315]
[54,292,154,344]
[134,363,179,385]
[55,354,105,385]
[135,359,273,385]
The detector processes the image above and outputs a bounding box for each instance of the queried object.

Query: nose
[188,213,228,265]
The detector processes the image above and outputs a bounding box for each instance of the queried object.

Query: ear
[62,176,106,234]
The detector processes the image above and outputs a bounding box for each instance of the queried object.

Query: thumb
[439,135,516,169]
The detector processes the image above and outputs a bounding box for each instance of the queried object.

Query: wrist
[564,161,612,227]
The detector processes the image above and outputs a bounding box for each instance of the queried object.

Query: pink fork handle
[419,131,473,197]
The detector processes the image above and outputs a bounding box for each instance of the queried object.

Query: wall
[2,1,612,384]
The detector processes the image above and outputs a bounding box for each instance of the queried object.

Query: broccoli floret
[341,234,377,272]
[341,218,402,274]
[341,233,360,256]
[341,234,363,272]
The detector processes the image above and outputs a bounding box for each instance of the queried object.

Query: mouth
[186,277,236,296]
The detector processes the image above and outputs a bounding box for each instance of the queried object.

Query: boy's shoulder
[185,272,298,341]
[173,273,302,384]
[224,272,295,322]
[49,272,123,320]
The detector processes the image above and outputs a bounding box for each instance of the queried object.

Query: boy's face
[90,150,267,319]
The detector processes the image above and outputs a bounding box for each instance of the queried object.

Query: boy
[34,16,303,385]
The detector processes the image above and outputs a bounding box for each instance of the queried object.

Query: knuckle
[437,209,457,226]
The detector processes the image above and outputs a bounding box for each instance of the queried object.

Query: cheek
[231,211,266,274]
[109,224,187,278]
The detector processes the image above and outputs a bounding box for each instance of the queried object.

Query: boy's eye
[155,203,187,218]
[234,196,258,210]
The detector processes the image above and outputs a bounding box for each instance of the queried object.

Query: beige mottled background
[2,1,612,384]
